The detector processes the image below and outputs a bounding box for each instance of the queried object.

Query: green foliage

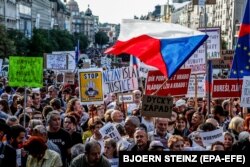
[7,29,30,56]
[73,33,89,52]
[95,31,109,46]
[0,25,16,59]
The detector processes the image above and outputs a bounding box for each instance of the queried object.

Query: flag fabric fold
[105,19,208,79]
[230,0,250,78]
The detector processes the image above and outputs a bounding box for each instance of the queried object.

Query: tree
[95,31,109,47]
[0,25,16,59]
[73,33,89,52]
[7,29,30,56]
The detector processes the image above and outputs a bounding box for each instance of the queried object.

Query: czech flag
[105,19,208,79]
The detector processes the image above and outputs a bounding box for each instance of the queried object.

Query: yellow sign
[78,68,104,104]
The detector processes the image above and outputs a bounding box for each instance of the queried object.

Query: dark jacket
[0,143,17,167]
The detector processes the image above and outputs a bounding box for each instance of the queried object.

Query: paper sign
[64,72,75,84]
[138,61,157,78]
[103,67,138,94]
[240,76,250,107]
[141,95,173,118]
[46,54,68,70]
[198,27,221,59]
[0,59,3,72]
[212,50,234,69]
[184,45,206,74]
[199,128,224,146]
[53,51,76,70]
[145,69,191,96]
[117,93,134,104]
[9,56,43,87]
[186,74,206,98]
[212,79,243,98]
[78,68,104,104]
[99,122,122,142]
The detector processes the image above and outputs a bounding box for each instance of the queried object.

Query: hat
[149,140,165,149]
[175,99,186,107]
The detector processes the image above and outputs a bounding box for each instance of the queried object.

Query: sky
[75,0,170,24]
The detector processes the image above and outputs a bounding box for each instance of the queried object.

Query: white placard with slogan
[99,122,122,142]
[46,54,68,70]
[103,66,138,94]
[118,93,134,104]
[53,51,76,70]
[199,127,224,146]
[0,59,3,72]
[184,46,206,74]
[141,95,173,118]
[198,27,221,59]
[240,76,250,107]
[186,74,206,97]
[138,61,157,78]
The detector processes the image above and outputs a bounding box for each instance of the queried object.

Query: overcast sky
[75,0,170,24]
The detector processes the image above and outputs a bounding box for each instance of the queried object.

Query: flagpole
[204,0,211,116]
[152,78,168,95]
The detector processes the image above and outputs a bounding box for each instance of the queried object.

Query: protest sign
[46,54,68,70]
[145,69,191,96]
[9,56,43,87]
[186,74,206,98]
[56,72,64,83]
[199,128,224,146]
[52,51,76,70]
[64,72,75,84]
[0,59,2,71]
[212,79,243,98]
[212,50,234,69]
[184,47,206,74]
[103,67,138,94]
[198,27,221,59]
[117,93,134,104]
[78,68,104,104]
[240,76,250,107]
[141,95,173,118]
[138,61,157,78]
[99,122,122,142]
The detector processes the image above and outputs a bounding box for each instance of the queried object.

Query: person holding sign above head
[126,90,142,116]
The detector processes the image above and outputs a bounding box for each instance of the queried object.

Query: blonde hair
[228,116,244,132]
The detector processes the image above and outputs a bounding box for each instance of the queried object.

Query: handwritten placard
[99,122,121,142]
[46,54,68,70]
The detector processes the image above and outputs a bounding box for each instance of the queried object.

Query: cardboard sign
[186,74,206,98]
[64,72,75,85]
[117,93,134,104]
[212,79,243,98]
[46,54,68,70]
[78,68,104,104]
[9,57,43,87]
[99,122,122,142]
[212,50,234,69]
[145,69,191,96]
[240,76,250,107]
[52,51,76,70]
[103,67,138,94]
[199,128,224,146]
[141,95,173,118]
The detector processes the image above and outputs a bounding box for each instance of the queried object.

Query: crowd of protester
[0,70,250,167]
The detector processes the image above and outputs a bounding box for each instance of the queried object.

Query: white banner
[99,122,121,142]
[103,66,138,94]
[53,51,76,70]
[46,54,67,70]
[186,74,206,97]
[240,76,250,107]
[199,128,224,146]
